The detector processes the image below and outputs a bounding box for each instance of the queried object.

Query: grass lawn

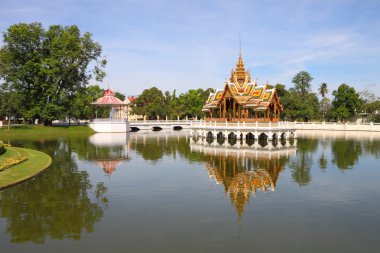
[0,146,28,171]
[0,147,52,189]
[0,124,94,137]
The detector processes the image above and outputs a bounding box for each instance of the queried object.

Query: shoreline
[0,147,52,190]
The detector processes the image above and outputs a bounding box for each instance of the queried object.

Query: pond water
[0,130,379,253]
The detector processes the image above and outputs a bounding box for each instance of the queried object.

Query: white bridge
[129,120,192,131]
[190,121,297,140]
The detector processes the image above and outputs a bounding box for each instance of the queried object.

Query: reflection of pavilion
[89,133,130,175]
[191,139,296,217]
[96,160,121,175]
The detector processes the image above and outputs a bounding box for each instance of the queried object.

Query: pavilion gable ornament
[202,53,283,122]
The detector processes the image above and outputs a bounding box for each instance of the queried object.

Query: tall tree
[275,83,287,97]
[0,83,22,129]
[70,85,108,120]
[359,89,376,103]
[292,71,313,96]
[132,87,166,119]
[320,97,331,120]
[176,88,214,119]
[0,23,106,125]
[330,83,362,122]
[281,89,321,121]
[318,82,328,98]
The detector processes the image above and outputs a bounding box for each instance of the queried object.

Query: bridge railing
[130,120,198,124]
[190,121,297,129]
[91,118,128,122]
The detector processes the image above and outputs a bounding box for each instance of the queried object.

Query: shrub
[0,141,4,156]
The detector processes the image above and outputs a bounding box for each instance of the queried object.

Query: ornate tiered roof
[203,55,283,112]
[91,89,130,106]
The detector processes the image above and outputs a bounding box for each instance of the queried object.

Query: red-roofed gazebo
[89,88,131,132]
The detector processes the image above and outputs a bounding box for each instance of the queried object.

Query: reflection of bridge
[129,120,192,131]
[190,137,296,218]
[190,121,297,140]
[190,137,297,158]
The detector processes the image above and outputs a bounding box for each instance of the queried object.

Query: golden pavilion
[204,152,285,218]
[202,53,283,122]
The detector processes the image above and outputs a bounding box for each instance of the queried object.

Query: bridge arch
[173,126,182,130]
[152,126,163,131]
[259,133,268,140]
[246,132,255,140]
[130,127,140,132]
[228,132,237,139]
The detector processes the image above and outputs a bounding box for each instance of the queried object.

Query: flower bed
[0,146,28,171]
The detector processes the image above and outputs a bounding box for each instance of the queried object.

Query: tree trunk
[7,114,11,130]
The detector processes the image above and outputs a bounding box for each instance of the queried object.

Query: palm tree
[318,82,328,98]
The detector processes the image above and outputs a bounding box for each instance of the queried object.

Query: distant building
[202,53,283,122]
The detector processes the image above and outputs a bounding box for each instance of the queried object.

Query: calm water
[0,130,379,253]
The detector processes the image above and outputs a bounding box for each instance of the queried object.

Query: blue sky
[1,0,380,97]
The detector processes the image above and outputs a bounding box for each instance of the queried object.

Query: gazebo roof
[91,89,130,106]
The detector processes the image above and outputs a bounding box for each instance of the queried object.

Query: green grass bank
[0,125,95,137]
[0,147,52,189]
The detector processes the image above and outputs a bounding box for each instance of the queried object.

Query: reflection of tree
[319,153,328,170]
[331,140,362,170]
[289,139,318,186]
[129,135,194,163]
[205,153,287,218]
[362,140,380,158]
[0,138,107,243]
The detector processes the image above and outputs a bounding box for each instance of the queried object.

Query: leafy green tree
[318,82,328,98]
[0,23,106,125]
[0,83,22,128]
[176,88,214,119]
[361,100,380,122]
[275,83,287,97]
[281,89,321,121]
[330,84,362,122]
[292,71,313,96]
[320,97,331,120]
[70,85,109,120]
[132,87,166,119]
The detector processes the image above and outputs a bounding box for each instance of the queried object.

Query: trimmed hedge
[0,141,4,156]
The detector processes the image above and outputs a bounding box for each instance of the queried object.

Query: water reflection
[190,137,296,217]
[0,137,108,243]
[1,131,380,250]
[300,130,380,170]
[128,131,191,162]
[89,133,130,175]
[288,138,318,186]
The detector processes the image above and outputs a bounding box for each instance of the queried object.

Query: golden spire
[229,34,251,88]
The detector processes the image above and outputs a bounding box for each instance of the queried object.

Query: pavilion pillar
[233,100,236,120]
[224,98,226,119]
